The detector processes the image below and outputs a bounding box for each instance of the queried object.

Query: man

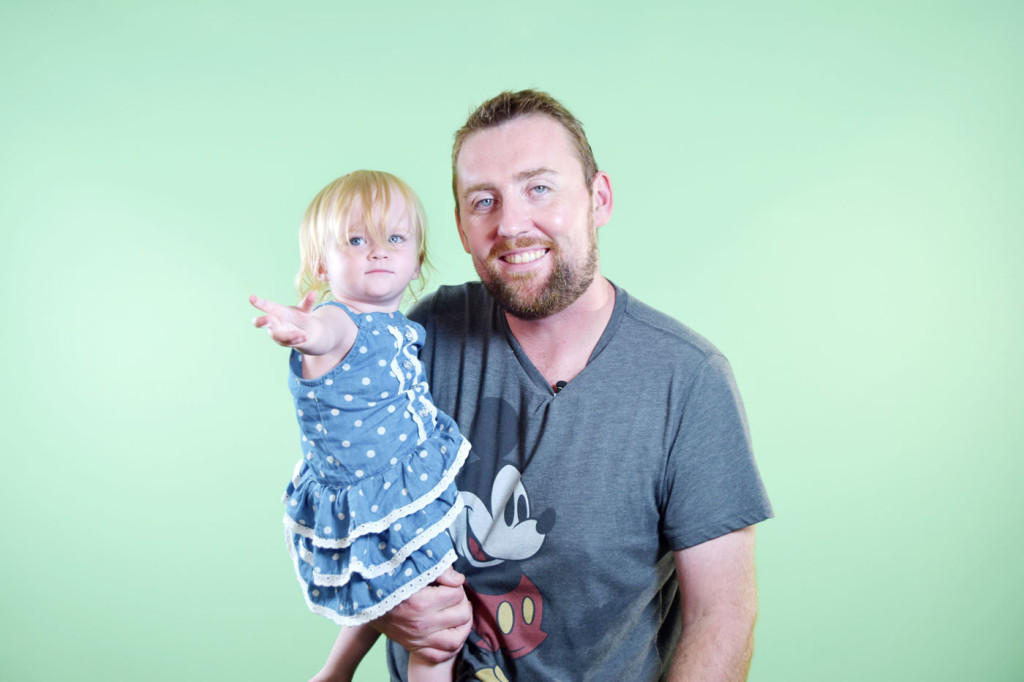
[380,90,773,680]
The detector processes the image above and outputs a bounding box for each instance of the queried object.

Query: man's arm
[668,526,759,681]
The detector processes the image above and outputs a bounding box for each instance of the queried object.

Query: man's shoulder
[425,281,490,307]
[407,281,494,332]
[615,286,723,361]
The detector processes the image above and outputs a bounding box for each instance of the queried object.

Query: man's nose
[496,196,531,238]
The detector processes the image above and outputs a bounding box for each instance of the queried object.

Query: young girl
[250,171,470,681]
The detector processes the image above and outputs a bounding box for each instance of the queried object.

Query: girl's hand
[249,292,317,348]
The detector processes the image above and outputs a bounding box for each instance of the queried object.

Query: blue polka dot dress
[282,302,470,625]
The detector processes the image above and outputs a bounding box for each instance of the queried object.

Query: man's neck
[504,276,616,389]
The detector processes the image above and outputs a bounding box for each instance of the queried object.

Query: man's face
[454,114,608,320]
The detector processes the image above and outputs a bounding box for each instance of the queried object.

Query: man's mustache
[487,238,556,261]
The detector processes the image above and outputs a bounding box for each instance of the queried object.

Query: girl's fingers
[250,294,286,315]
[254,314,282,329]
[274,331,306,346]
[298,291,316,312]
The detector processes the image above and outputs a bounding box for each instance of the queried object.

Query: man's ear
[591,171,614,228]
[455,205,471,254]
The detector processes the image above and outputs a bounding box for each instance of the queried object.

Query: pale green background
[2,1,1021,680]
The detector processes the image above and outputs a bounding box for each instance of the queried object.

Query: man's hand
[372,567,473,663]
[250,291,317,347]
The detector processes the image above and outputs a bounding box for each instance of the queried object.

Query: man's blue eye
[532,185,549,195]
[476,198,493,209]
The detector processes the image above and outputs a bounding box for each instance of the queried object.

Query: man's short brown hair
[452,89,598,208]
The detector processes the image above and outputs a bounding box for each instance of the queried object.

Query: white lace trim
[385,324,409,395]
[285,539,458,627]
[291,501,461,575]
[297,540,315,565]
[290,458,304,489]
[293,497,464,587]
[283,434,471,548]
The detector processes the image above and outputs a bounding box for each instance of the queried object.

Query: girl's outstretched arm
[309,624,380,682]
[250,293,357,378]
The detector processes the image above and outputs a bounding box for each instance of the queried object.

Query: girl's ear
[316,264,328,281]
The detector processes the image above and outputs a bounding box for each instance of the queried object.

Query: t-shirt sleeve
[660,353,773,550]
[406,292,434,327]
[406,291,438,363]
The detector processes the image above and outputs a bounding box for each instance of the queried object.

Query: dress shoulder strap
[316,300,358,322]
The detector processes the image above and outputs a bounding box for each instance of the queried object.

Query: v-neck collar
[497,282,627,396]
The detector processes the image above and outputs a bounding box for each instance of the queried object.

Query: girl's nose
[369,243,389,259]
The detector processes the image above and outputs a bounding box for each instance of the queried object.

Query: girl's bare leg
[309,624,380,682]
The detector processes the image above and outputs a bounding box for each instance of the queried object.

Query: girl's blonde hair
[296,170,430,302]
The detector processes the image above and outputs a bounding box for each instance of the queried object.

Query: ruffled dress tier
[283,303,470,625]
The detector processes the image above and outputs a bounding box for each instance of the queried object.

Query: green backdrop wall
[3,1,1021,680]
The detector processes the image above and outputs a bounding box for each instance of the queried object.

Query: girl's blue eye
[388,234,406,244]
[348,236,366,246]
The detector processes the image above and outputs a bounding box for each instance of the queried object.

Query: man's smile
[501,249,548,265]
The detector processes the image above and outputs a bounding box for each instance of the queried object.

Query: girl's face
[319,193,421,312]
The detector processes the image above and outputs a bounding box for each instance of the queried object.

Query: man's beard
[477,228,598,321]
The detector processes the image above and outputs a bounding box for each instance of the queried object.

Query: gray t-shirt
[387,282,773,681]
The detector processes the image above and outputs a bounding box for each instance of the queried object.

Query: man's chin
[486,279,578,321]
[477,254,595,320]
[478,276,534,315]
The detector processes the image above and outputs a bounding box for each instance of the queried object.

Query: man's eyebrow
[462,168,559,196]
[516,167,557,182]
[462,182,493,195]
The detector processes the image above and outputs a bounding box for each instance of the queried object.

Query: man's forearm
[667,603,756,681]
